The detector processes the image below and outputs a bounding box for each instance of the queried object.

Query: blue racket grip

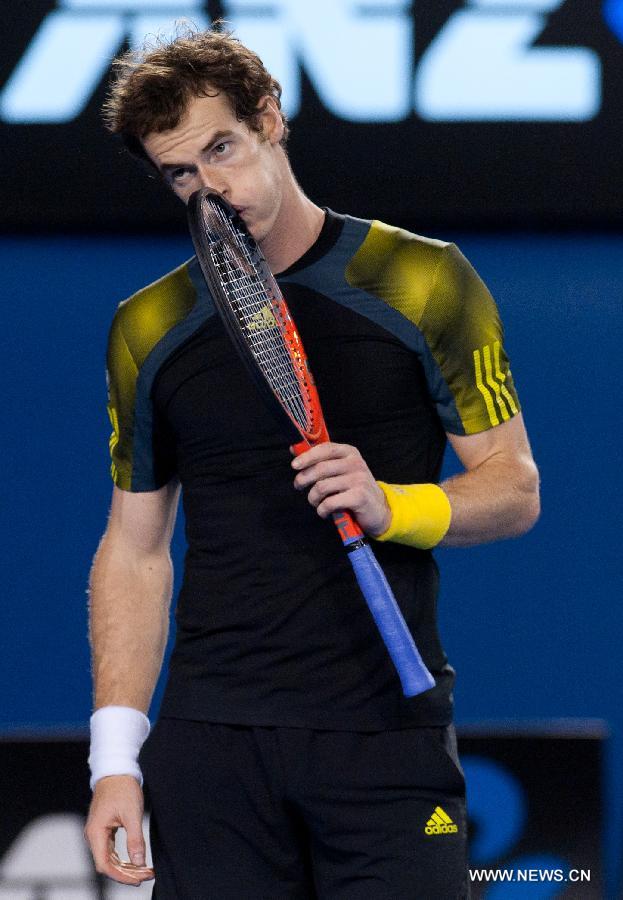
[347,542,435,697]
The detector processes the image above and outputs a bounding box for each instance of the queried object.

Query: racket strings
[201,199,314,432]
[216,258,304,417]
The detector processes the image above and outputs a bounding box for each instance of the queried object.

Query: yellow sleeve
[421,242,520,434]
[106,313,140,491]
[104,261,197,491]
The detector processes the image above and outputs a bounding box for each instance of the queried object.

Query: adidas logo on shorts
[424,805,458,835]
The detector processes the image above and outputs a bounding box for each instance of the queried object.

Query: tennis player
[84,25,540,898]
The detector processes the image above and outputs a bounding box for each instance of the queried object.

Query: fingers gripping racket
[187,188,434,698]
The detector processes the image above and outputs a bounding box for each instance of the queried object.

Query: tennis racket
[187,188,435,698]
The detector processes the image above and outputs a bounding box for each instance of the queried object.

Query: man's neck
[259,184,325,274]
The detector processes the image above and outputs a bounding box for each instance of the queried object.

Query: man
[85,26,540,899]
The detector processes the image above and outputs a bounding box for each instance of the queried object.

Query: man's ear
[257,95,284,145]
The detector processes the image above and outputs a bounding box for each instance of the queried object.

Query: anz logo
[0,0,603,125]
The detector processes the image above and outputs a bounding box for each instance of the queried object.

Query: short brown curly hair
[102,23,289,163]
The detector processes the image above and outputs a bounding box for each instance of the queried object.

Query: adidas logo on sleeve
[424,806,458,835]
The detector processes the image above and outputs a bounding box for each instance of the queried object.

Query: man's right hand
[84,775,155,885]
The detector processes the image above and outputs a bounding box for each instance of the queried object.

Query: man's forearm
[88,534,173,712]
[440,453,540,547]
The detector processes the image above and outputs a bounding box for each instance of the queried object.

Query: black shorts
[141,719,469,899]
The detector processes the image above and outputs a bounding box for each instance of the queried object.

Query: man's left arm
[440,412,539,546]
[293,239,539,548]
[291,412,539,549]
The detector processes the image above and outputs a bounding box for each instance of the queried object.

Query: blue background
[1,232,620,893]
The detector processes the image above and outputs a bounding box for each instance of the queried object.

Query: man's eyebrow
[158,131,233,174]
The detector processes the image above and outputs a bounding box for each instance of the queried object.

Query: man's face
[142,91,286,243]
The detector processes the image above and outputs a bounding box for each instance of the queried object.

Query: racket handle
[346,541,436,698]
[290,444,434,696]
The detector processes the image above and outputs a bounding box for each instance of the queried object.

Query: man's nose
[196,165,228,197]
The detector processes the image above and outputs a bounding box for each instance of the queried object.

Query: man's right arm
[84,479,180,885]
[89,481,180,710]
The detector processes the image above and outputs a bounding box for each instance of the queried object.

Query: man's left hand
[291,442,391,537]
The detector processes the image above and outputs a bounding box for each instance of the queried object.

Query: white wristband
[88,706,151,791]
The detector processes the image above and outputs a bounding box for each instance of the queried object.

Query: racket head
[187,188,328,447]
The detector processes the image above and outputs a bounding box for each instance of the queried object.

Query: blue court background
[1,232,620,894]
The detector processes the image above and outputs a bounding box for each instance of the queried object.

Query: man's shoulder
[347,215,450,258]
[108,258,198,370]
[343,216,454,324]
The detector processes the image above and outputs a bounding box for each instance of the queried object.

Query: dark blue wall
[1,233,620,893]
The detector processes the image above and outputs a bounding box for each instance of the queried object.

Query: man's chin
[248,223,270,245]
[238,211,258,237]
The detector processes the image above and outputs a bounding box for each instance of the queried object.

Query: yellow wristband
[374,482,452,549]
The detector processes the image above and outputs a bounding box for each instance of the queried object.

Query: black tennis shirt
[105,210,520,729]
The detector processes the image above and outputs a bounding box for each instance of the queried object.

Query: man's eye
[169,168,191,184]
[214,142,230,156]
